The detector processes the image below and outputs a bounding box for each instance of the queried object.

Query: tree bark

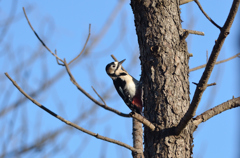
[131,0,194,157]
[132,118,144,158]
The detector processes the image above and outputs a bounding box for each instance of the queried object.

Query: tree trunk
[131,0,194,157]
[132,118,144,158]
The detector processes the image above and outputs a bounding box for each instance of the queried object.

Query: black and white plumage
[105,59,142,114]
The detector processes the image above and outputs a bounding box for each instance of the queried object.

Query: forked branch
[22,6,158,147]
[23,7,91,66]
[175,0,240,135]
[68,24,91,65]
[2,3,122,119]
[20,6,155,154]
[131,112,156,131]
[23,7,64,64]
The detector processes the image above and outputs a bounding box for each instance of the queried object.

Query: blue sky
[0,0,239,158]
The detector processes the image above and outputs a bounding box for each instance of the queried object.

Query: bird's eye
[112,65,116,68]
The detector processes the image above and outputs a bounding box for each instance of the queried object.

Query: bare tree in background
[1,1,136,157]
[2,0,240,158]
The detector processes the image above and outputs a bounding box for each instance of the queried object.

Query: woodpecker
[105,59,142,114]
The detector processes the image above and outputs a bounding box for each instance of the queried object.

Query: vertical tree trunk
[132,118,144,158]
[131,0,194,157]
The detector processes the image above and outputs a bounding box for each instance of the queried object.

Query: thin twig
[182,29,204,36]
[190,52,240,72]
[206,82,216,87]
[92,86,107,105]
[193,97,240,126]
[175,0,240,135]
[4,72,139,153]
[192,82,216,87]
[194,0,222,30]
[68,24,91,65]
[22,7,64,63]
[110,54,119,62]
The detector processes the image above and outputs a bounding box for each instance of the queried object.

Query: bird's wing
[113,80,135,110]
[113,80,127,101]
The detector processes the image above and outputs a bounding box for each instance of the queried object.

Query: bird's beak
[119,59,126,65]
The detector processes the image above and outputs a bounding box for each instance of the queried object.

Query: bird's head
[106,59,126,78]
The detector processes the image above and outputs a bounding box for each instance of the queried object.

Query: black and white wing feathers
[113,78,135,110]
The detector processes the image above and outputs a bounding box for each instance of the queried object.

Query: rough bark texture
[130,0,194,157]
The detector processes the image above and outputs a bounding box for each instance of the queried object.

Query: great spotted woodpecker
[106,59,142,114]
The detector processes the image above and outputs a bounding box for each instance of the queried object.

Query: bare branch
[4,72,140,153]
[206,82,216,87]
[131,112,156,131]
[194,0,222,30]
[190,52,240,72]
[4,84,113,156]
[110,54,119,62]
[175,0,240,135]
[22,7,64,64]
[182,29,204,36]
[193,97,240,126]
[68,24,91,65]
